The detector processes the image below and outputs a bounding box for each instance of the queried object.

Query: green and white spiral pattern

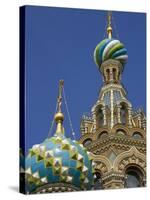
[94,38,128,69]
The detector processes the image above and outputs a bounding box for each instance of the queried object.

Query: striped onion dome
[94,38,128,69]
[25,133,95,193]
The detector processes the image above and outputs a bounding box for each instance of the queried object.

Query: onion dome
[94,38,128,69]
[25,80,95,194]
[94,12,128,70]
[25,134,94,193]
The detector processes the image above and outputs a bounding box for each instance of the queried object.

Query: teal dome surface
[94,38,128,69]
[25,134,94,193]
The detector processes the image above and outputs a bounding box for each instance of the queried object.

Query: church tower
[79,12,146,189]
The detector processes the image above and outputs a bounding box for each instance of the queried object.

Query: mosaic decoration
[25,134,95,193]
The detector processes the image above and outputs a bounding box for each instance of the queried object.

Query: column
[104,69,109,83]
[117,105,121,124]
[138,115,142,128]
[92,111,97,133]
[110,90,114,128]
[142,119,146,130]
[128,107,132,127]
[109,68,113,82]
[102,107,107,126]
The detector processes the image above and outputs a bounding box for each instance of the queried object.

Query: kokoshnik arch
[20,9,146,194]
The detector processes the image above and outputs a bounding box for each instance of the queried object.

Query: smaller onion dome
[25,134,94,193]
[94,38,128,69]
[25,80,95,194]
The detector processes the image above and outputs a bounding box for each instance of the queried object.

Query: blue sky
[23,6,146,154]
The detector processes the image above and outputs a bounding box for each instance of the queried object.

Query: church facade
[79,12,146,189]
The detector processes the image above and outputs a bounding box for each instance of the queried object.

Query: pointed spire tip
[107,11,112,39]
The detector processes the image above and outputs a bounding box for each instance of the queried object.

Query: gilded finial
[54,80,65,135]
[107,11,112,39]
[57,79,64,113]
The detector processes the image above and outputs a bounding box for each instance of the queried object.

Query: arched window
[93,172,103,190]
[120,104,128,125]
[132,132,143,139]
[83,138,92,147]
[124,167,143,188]
[98,131,108,140]
[99,110,103,126]
[97,107,104,127]
[116,129,126,137]
[121,106,126,124]
[106,68,109,82]
[113,68,116,81]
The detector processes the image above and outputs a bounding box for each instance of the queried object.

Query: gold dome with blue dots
[25,80,95,194]
[94,12,128,71]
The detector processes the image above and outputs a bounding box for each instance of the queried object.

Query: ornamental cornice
[86,135,145,147]
[100,83,127,97]
[101,171,124,182]
[85,136,146,154]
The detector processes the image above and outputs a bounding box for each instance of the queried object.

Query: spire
[54,80,65,135]
[107,11,112,39]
